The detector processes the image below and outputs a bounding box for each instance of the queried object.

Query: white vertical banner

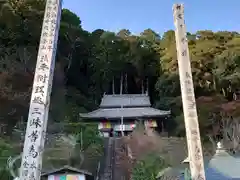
[173,4,206,180]
[19,0,62,180]
[47,175,54,180]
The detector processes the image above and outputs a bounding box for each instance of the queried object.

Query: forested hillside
[0,0,240,139]
[1,0,240,149]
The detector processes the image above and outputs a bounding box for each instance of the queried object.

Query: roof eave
[41,166,92,177]
[99,105,151,108]
[79,112,171,120]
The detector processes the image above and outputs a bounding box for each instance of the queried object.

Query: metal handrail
[95,161,101,180]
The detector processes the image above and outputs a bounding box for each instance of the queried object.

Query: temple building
[79,76,170,137]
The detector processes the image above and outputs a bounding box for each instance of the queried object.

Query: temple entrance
[110,128,114,137]
[112,130,132,137]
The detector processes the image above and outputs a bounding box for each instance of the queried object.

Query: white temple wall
[102,132,109,137]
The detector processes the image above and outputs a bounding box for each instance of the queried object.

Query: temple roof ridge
[100,93,151,108]
[103,94,149,97]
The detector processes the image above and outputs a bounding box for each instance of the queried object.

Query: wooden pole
[173,4,206,180]
[19,0,62,179]
[120,74,123,94]
[112,77,115,94]
[125,73,128,93]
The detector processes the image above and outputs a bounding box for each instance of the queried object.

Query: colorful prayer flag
[66,175,78,180]
[60,175,66,180]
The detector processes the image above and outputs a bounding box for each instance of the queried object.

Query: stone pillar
[19,1,62,180]
[173,4,206,180]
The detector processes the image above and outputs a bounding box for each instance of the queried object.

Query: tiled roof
[79,107,170,119]
[208,151,240,179]
[178,151,240,180]
[99,94,151,108]
[41,165,93,177]
[179,167,240,180]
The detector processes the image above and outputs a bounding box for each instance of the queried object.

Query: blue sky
[63,0,240,35]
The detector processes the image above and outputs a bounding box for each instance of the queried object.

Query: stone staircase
[98,137,127,180]
[113,138,126,180]
[100,137,115,180]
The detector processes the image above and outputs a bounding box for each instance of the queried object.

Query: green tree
[132,153,167,180]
